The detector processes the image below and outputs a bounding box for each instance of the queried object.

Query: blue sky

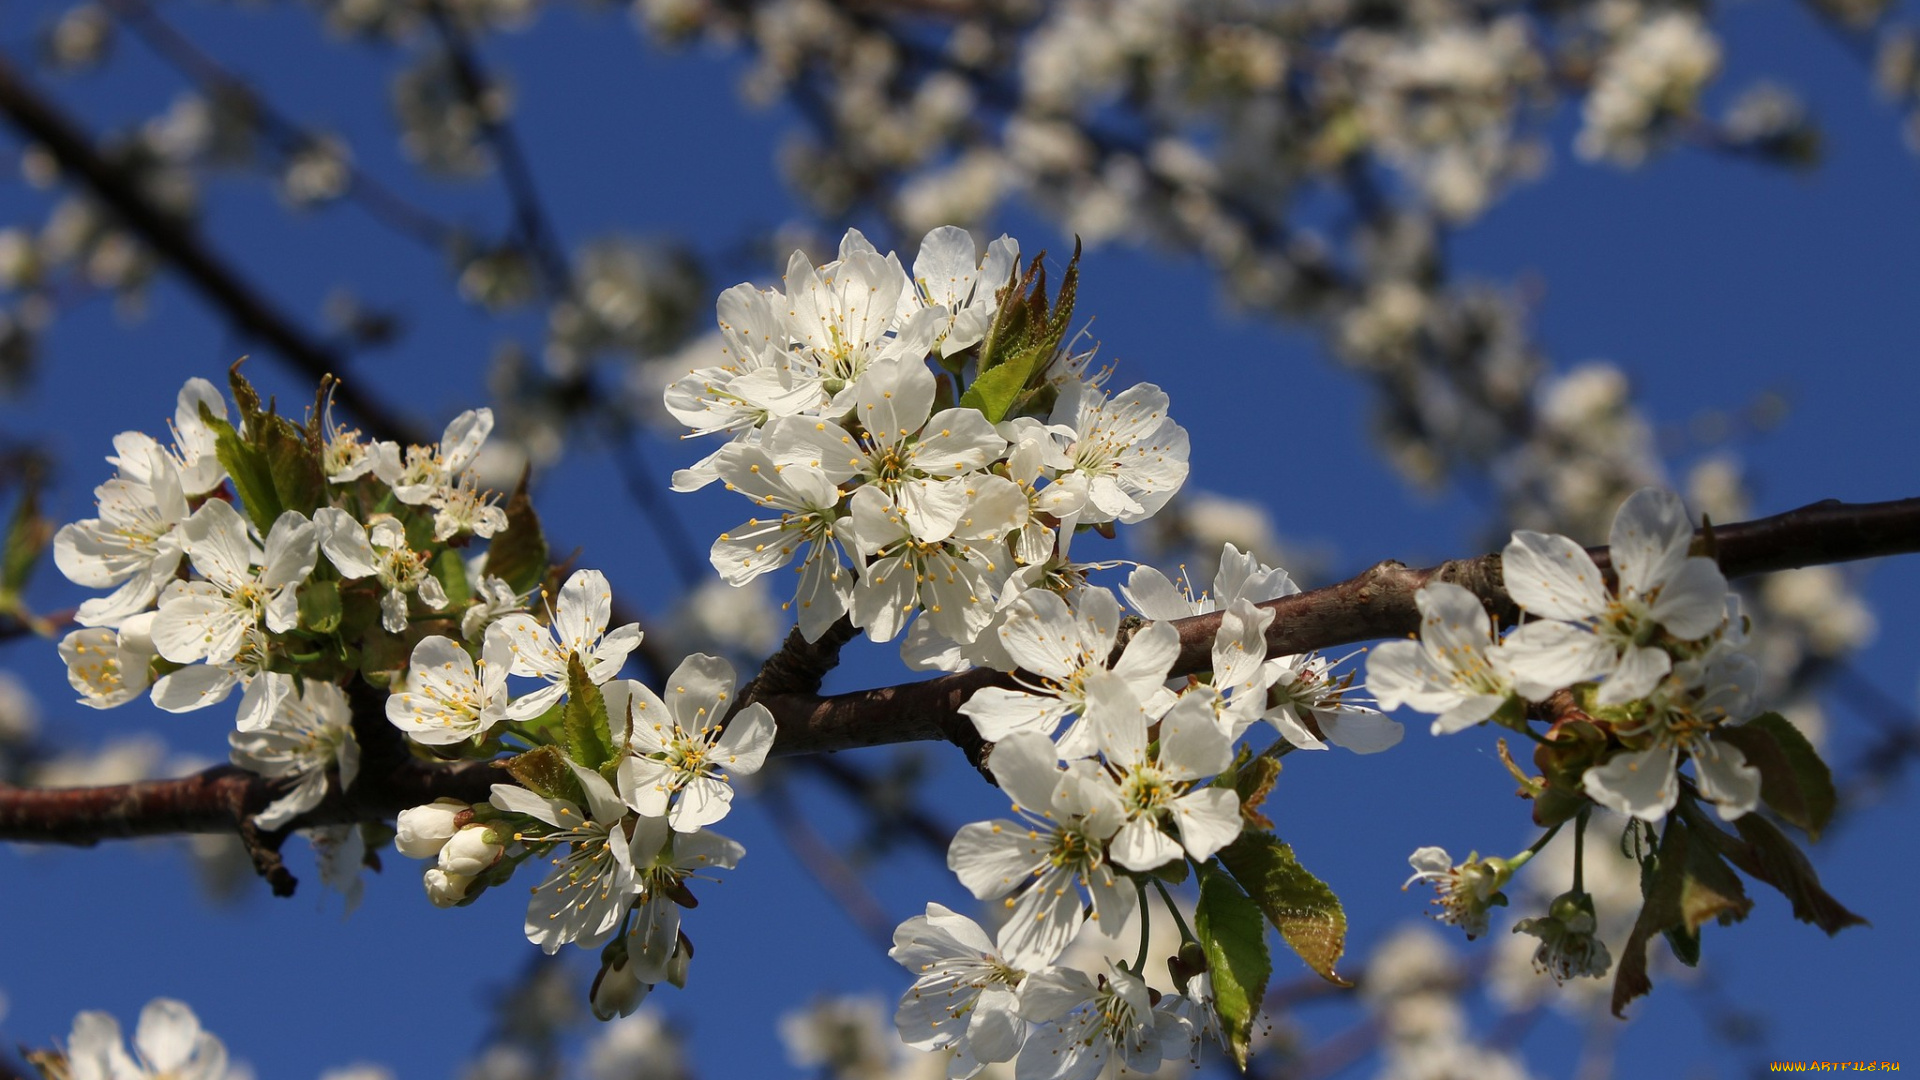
[0,2,1916,1076]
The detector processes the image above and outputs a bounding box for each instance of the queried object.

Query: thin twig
[422,0,573,298]
[100,0,462,252]
[0,54,427,445]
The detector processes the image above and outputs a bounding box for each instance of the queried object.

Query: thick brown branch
[0,758,497,844]
[1,495,1913,848]
[758,495,1920,756]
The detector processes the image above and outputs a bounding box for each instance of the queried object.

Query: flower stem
[1153,877,1197,944]
[1522,819,1565,858]
[1573,805,1591,895]
[1131,881,1151,976]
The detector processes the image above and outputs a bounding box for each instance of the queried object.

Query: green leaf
[1688,803,1868,935]
[205,407,284,531]
[564,653,615,770]
[1677,812,1752,936]
[298,579,342,634]
[976,257,1039,373]
[1715,712,1836,839]
[0,476,48,604]
[1613,815,1687,1017]
[958,348,1046,423]
[354,628,409,687]
[487,467,548,596]
[261,416,326,518]
[434,548,472,610]
[1216,831,1350,986]
[959,243,1084,423]
[504,744,585,805]
[1234,755,1281,831]
[1034,238,1081,363]
[1195,864,1270,1070]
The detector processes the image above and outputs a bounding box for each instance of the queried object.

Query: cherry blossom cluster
[1370,487,1759,978]
[48,376,526,900]
[878,539,1405,1078]
[388,635,773,1021]
[45,373,776,1015]
[657,226,1418,1074]
[666,225,1192,669]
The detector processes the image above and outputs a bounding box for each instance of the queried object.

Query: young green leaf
[505,744,586,805]
[0,477,49,605]
[1613,816,1688,1017]
[298,579,343,634]
[1216,831,1350,985]
[434,548,472,611]
[1684,800,1867,935]
[1715,712,1836,839]
[488,467,549,596]
[1195,864,1271,1070]
[565,653,615,770]
[203,406,284,531]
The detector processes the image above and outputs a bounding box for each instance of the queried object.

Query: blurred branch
[0,53,428,445]
[423,0,572,298]
[99,0,463,253]
[760,773,898,951]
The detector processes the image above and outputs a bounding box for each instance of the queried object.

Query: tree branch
[1,494,1913,848]
[757,495,1920,757]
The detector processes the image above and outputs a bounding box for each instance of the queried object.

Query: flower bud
[591,940,653,1021]
[424,867,473,908]
[1514,889,1611,983]
[396,799,469,859]
[438,823,505,876]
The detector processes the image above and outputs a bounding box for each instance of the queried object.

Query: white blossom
[228,679,359,830]
[615,653,775,832]
[889,903,1027,1078]
[1499,487,1729,706]
[1403,846,1522,940]
[316,508,449,633]
[462,572,532,643]
[151,501,317,666]
[705,441,852,643]
[1050,380,1190,526]
[622,814,745,983]
[908,226,1020,357]
[370,407,494,505]
[53,442,190,629]
[1121,542,1296,620]
[846,480,1023,646]
[386,630,513,745]
[765,354,1006,542]
[107,377,229,497]
[493,569,644,719]
[491,764,644,954]
[1081,668,1241,871]
[1582,649,1761,823]
[946,731,1132,969]
[959,587,1178,758]
[59,619,155,709]
[1015,961,1186,1080]
[64,998,229,1080]
[1367,582,1517,735]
